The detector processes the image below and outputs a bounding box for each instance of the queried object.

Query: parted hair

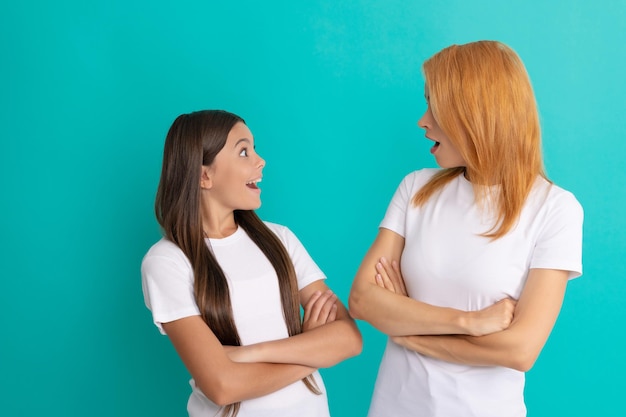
[155,110,319,417]
[412,40,548,239]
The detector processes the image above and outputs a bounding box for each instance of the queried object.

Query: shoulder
[142,238,191,271]
[263,221,299,246]
[263,221,289,235]
[531,178,584,218]
[390,168,441,198]
[262,221,312,257]
[402,168,440,184]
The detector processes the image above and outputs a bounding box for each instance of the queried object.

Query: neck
[200,202,238,239]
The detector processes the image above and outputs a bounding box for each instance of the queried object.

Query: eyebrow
[233,138,252,148]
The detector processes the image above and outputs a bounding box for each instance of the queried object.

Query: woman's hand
[464,298,517,336]
[302,290,338,332]
[375,256,515,336]
[374,257,408,296]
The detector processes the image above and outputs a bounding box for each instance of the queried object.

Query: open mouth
[430,142,440,154]
[246,178,262,189]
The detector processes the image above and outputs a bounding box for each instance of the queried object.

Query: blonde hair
[412,40,548,239]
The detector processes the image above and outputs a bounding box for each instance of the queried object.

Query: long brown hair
[155,110,319,417]
[412,41,548,239]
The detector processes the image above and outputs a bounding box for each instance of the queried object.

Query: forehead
[226,122,254,146]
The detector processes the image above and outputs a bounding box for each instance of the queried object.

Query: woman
[141,110,362,417]
[349,41,583,417]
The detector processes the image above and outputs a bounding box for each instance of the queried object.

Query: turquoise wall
[2,1,624,416]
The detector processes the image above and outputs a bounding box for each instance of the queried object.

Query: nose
[417,107,432,130]
[257,154,266,169]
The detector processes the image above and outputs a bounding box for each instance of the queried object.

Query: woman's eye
[239,148,248,157]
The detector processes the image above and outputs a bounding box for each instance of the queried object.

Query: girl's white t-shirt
[368,169,583,417]
[142,222,330,417]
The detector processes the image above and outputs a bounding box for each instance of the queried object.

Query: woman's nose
[418,108,432,129]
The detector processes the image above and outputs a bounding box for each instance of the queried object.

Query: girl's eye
[239,148,248,157]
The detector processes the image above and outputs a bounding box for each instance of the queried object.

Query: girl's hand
[374,257,408,297]
[302,290,338,332]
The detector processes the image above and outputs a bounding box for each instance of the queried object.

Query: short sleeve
[530,190,584,279]
[141,240,201,334]
[380,170,438,237]
[265,223,326,290]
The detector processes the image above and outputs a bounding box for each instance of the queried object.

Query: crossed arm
[163,279,361,406]
[349,228,569,372]
[348,228,516,337]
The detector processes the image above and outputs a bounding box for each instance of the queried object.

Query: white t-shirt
[368,169,583,417]
[141,222,330,417]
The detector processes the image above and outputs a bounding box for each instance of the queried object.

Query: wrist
[456,311,477,336]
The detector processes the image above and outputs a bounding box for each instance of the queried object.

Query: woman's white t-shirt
[141,222,330,417]
[368,169,583,417]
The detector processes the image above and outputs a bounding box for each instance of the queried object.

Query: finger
[380,257,397,279]
[391,260,408,295]
[375,273,386,288]
[374,260,393,291]
[306,290,335,323]
[303,291,322,323]
[379,257,398,288]
[327,303,338,323]
[316,292,338,323]
[376,262,396,293]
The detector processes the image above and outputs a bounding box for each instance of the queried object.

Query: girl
[349,41,583,417]
[142,110,362,417]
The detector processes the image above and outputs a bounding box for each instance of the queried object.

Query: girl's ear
[200,165,213,190]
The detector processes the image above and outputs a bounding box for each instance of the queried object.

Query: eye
[239,148,248,157]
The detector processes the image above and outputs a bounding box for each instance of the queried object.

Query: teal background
[2,1,624,416]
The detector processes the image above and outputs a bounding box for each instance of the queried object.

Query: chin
[248,200,262,210]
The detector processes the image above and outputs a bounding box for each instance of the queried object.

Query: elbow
[507,347,540,372]
[197,379,238,407]
[348,290,366,321]
[348,329,364,358]
[511,355,538,373]
[321,326,363,368]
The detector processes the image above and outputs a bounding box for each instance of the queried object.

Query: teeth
[246,178,262,185]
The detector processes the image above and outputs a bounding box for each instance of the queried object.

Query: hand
[374,257,408,297]
[465,298,517,336]
[302,290,338,332]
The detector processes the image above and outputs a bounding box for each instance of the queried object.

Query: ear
[200,165,213,190]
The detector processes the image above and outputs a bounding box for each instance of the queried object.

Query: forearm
[350,281,472,336]
[393,269,569,372]
[164,316,319,406]
[394,330,529,371]
[232,317,362,368]
[213,361,317,405]
[349,229,476,336]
